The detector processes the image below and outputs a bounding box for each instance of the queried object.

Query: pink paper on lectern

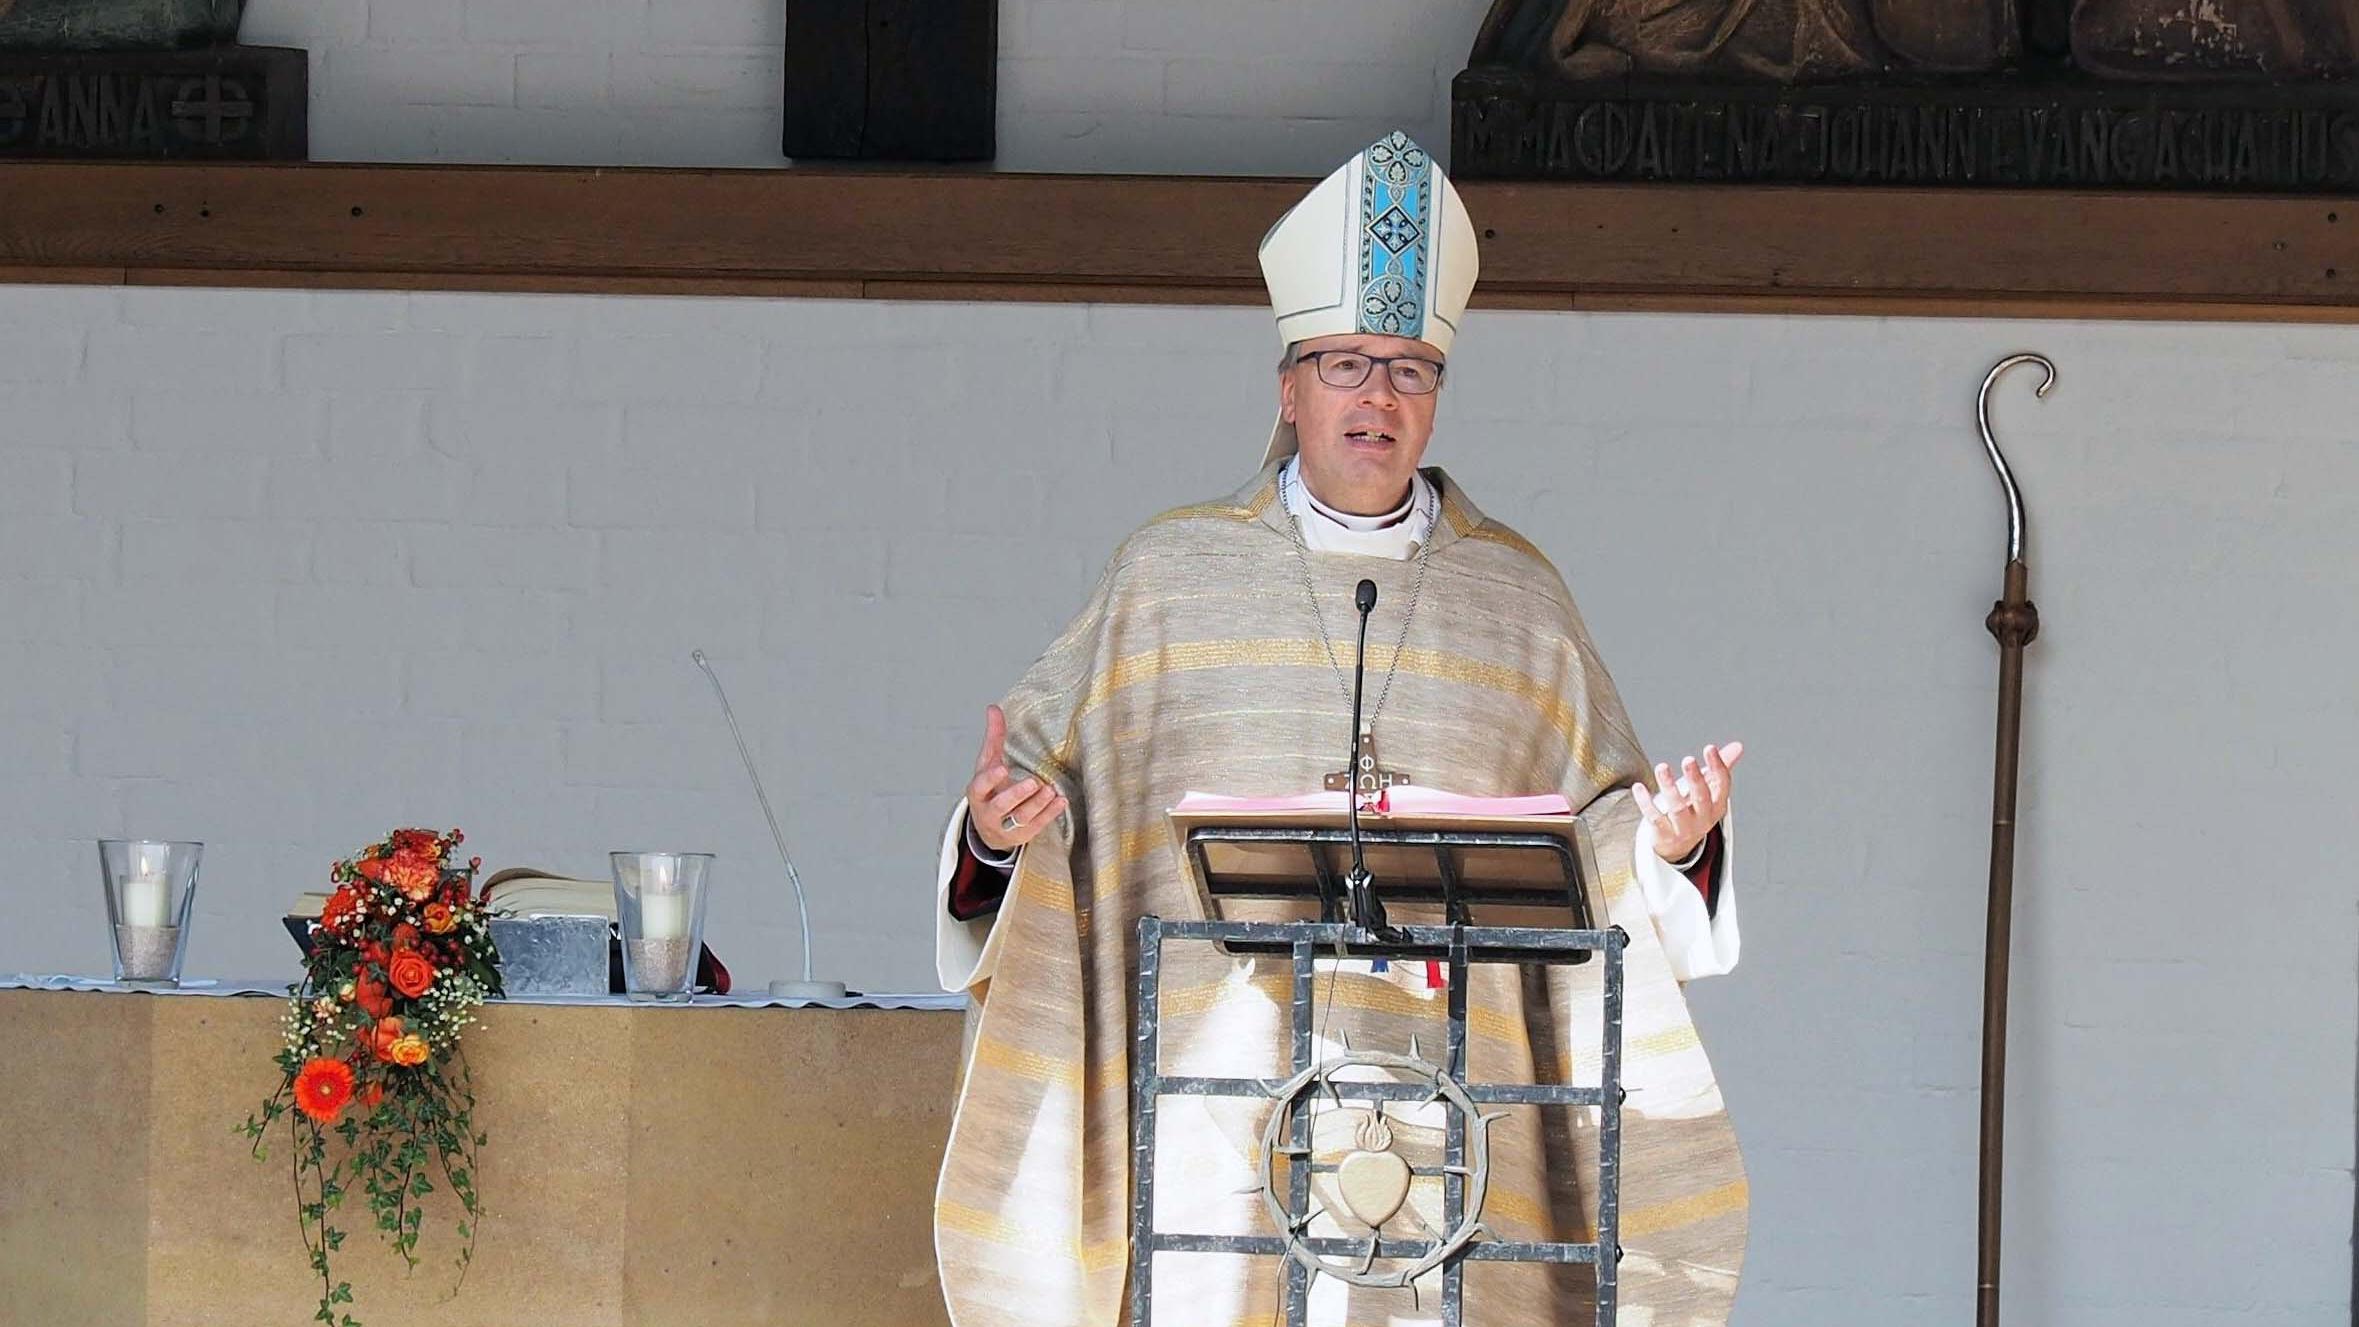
[1170,787,1573,817]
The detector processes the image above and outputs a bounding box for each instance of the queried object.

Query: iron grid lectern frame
[1128,914,1627,1327]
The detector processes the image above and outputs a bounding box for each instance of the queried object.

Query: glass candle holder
[611,851,712,1001]
[97,839,202,986]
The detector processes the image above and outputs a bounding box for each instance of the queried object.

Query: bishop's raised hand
[1633,741,1743,863]
[969,704,1069,855]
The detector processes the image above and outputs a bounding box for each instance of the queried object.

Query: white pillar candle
[645,856,678,892]
[638,856,688,940]
[121,871,171,929]
[639,889,688,941]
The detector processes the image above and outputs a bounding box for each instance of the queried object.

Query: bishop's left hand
[1632,741,1743,863]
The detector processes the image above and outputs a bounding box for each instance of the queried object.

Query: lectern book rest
[1166,786,1603,960]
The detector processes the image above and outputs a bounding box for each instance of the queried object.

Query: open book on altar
[1164,786,1604,959]
[283,867,619,929]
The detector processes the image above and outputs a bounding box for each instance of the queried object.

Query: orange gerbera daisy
[293,1057,356,1124]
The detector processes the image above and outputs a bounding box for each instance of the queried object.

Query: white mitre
[1256,129,1480,467]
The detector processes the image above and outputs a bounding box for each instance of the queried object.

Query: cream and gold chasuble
[932,462,1747,1326]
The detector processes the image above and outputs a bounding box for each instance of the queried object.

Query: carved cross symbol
[171,76,253,145]
[1324,724,1411,797]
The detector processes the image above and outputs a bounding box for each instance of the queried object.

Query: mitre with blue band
[1257,130,1481,466]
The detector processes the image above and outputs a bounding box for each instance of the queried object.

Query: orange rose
[422,902,456,935]
[388,1035,429,1067]
[366,1017,405,1063]
[293,1057,355,1124]
[387,949,436,999]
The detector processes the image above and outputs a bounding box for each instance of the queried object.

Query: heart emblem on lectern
[1335,1111,1410,1228]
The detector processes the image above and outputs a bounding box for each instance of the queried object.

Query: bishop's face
[1279,332,1445,516]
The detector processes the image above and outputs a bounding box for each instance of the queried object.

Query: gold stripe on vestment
[1071,638,1618,786]
[1146,480,1273,528]
[935,1200,1130,1271]
[1619,1179,1750,1239]
[971,1037,1084,1091]
[1461,521,1547,564]
[1630,1023,1703,1060]
[1482,1178,1751,1244]
[1018,869,1076,915]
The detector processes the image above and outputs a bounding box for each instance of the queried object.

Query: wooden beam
[1,160,2356,320]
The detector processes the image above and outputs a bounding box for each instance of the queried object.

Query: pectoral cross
[1324,723,1411,796]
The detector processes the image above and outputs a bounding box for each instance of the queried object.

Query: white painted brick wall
[0,283,2351,1325]
[237,0,1494,172]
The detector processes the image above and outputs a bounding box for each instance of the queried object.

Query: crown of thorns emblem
[1253,1038,1499,1291]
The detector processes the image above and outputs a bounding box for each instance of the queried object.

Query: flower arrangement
[241,828,504,1326]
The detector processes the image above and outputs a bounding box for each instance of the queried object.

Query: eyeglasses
[1298,350,1446,396]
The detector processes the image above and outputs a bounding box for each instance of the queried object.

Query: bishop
[930,130,1749,1327]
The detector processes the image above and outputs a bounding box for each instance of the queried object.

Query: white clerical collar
[1278,457,1436,560]
[1304,472,1415,530]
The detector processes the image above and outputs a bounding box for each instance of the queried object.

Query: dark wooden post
[782,0,995,162]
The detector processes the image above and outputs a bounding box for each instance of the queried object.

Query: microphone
[692,649,847,1000]
[1343,579,1393,938]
